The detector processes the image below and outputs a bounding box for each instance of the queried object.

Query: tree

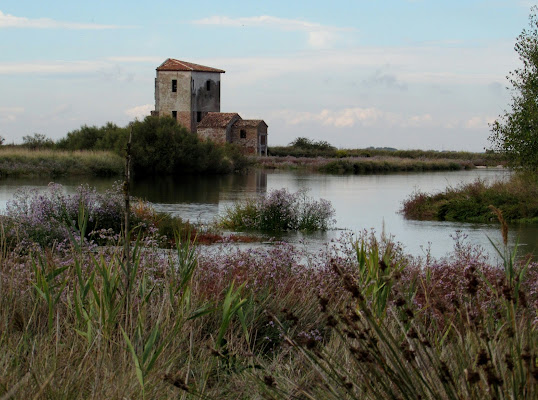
[489,7,538,171]
[22,133,54,149]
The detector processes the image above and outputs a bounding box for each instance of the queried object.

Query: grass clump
[402,173,538,223]
[220,188,336,232]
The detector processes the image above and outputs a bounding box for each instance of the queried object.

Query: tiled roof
[157,58,225,73]
[198,113,240,128]
[234,119,267,128]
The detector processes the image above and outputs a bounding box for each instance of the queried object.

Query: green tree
[57,123,127,152]
[22,133,54,149]
[129,116,237,176]
[489,7,538,171]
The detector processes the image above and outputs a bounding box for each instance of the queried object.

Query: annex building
[152,58,268,156]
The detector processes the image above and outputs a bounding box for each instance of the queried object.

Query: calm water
[0,169,536,259]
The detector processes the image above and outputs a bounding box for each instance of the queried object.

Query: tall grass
[0,148,124,178]
[268,145,506,166]
[0,189,536,398]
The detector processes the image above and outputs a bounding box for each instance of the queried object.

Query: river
[0,168,536,260]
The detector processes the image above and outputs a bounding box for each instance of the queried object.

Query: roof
[157,58,225,73]
[198,113,240,128]
[234,119,267,128]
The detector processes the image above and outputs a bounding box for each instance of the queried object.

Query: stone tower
[153,58,225,133]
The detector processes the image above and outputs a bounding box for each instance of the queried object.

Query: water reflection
[131,172,267,204]
[0,169,535,259]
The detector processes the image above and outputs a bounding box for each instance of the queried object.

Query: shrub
[55,117,249,176]
[220,188,335,232]
[3,183,153,249]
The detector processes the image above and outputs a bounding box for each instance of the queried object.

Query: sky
[0,1,535,151]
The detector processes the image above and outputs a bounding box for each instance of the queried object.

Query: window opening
[172,79,177,92]
[260,135,266,145]
[172,111,177,120]
[197,111,202,122]
[240,129,247,139]
[206,80,211,91]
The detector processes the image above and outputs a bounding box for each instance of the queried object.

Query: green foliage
[353,238,405,318]
[55,116,248,176]
[22,133,55,150]
[129,116,235,176]
[489,7,538,171]
[289,137,336,151]
[57,123,128,153]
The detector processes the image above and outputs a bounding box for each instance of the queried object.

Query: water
[0,169,536,259]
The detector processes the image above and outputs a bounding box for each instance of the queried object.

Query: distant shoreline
[0,147,506,179]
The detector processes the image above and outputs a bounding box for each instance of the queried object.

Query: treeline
[269,137,505,166]
[9,116,249,177]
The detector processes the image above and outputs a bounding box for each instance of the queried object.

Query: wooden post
[123,125,133,294]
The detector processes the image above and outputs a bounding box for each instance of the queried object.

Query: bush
[56,123,127,153]
[220,188,336,232]
[3,183,152,249]
[56,117,249,177]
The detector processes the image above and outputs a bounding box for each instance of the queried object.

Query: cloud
[192,15,354,48]
[276,108,437,129]
[465,116,496,129]
[125,104,153,120]
[0,60,118,75]
[0,10,122,29]
[363,70,408,91]
[0,106,24,122]
[205,42,516,88]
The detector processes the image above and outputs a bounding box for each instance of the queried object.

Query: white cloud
[465,116,496,129]
[0,60,110,74]
[204,42,516,89]
[125,104,153,120]
[275,108,444,129]
[0,106,24,122]
[0,10,122,29]
[192,15,354,49]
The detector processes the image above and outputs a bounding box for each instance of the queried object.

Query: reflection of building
[152,58,268,155]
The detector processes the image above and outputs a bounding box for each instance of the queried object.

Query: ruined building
[152,58,267,155]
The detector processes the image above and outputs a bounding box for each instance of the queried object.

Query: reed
[0,148,124,178]
[0,190,536,398]
[257,155,477,174]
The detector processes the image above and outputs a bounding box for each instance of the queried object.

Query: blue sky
[0,1,534,150]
